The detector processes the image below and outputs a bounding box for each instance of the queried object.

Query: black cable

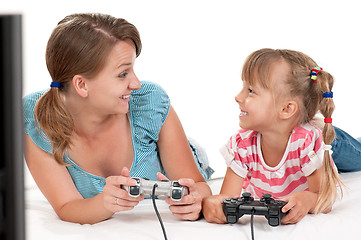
[152,183,168,240]
[250,208,255,240]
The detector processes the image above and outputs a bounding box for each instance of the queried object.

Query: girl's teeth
[240,110,248,116]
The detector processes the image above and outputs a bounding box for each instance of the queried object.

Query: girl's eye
[248,88,254,94]
[118,72,128,78]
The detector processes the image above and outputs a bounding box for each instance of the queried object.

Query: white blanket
[26,171,361,240]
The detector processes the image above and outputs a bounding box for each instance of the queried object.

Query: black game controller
[122,177,189,201]
[223,192,289,227]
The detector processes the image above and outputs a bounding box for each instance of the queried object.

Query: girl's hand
[102,167,144,213]
[280,191,318,224]
[202,195,228,224]
[157,172,202,221]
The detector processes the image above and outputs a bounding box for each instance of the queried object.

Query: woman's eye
[118,72,128,78]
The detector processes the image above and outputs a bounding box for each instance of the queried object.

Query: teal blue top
[24,81,212,199]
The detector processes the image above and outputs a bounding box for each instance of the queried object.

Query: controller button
[269,209,278,216]
[269,217,280,226]
[242,192,252,198]
[129,186,140,196]
[161,179,169,182]
[133,178,141,183]
[172,181,181,187]
[172,189,182,200]
[227,215,238,224]
[262,193,272,199]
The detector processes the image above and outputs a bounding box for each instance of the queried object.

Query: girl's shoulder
[292,123,322,142]
[231,129,259,148]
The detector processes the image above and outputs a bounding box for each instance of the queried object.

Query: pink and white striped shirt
[220,123,325,199]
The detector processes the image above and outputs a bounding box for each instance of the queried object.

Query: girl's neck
[258,122,296,167]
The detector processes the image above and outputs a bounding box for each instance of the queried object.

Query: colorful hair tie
[310,67,323,82]
[50,81,62,88]
[323,91,333,98]
[324,118,332,123]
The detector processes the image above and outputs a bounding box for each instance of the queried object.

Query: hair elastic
[324,118,332,123]
[50,81,62,88]
[324,145,332,151]
[323,91,333,98]
[310,67,323,82]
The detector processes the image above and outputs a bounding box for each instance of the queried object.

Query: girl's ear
[279,100,298,120]
[72,75,88,98]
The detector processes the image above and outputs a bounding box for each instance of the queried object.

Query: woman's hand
[157,173,203,221]
[280,191,318,224]
[102,167,144,213]
[202,194,228,224]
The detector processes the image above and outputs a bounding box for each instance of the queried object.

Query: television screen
[0,14,25,240]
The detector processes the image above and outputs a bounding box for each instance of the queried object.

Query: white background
[2,0,361,178]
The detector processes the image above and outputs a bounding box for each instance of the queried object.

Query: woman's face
[85,39,141,115]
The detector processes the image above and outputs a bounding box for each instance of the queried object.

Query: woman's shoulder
[129,81,171,141]
[23,89,48,110]
[132,81,167,97]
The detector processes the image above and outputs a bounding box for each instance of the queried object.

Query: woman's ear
[279,100,298,120]
[72,75,88,98]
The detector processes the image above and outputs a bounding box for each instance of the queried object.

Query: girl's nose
[235,91,243,104]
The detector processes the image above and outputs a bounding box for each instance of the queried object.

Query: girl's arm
[157,105,212,221]
[281,167,324,224]
[202,167,244,223]
[24,134,142,224]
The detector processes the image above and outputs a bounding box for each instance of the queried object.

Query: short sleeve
[129,81,171,147]
[220,130,256,178]
[299,126,324,176]
[23,90,53,154]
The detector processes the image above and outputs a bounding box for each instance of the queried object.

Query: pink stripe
[250,166,303,186]
[233,152,260,164]
[252,177,308,198]
[286,149,299,161]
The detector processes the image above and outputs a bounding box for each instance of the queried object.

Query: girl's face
[235,61,289,132]
[85,39,141,115]
[235,80,277,132]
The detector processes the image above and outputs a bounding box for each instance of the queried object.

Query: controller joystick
[223,192,289,227]
[122,177,189,201]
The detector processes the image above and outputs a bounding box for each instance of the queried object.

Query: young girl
[202,48,343,224]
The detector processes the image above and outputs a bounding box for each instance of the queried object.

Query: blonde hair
[242,48,343,213]
[34,13,142,165]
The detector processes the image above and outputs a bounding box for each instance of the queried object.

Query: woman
[23,13,212,224]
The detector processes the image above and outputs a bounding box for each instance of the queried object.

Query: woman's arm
[202,167,244,223]
[157,105,212,220]
[24,134,142,224]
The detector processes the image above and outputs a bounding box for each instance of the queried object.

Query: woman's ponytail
[34,86,73,165]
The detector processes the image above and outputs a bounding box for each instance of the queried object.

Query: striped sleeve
[220,129,258,178]
[298,125,324,176]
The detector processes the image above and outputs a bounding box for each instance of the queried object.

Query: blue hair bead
[323,91,333,98]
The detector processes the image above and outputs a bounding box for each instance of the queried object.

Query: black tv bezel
[0,14,25,240]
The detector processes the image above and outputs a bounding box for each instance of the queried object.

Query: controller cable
[250,208,255,240]
[152,183,168,240]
